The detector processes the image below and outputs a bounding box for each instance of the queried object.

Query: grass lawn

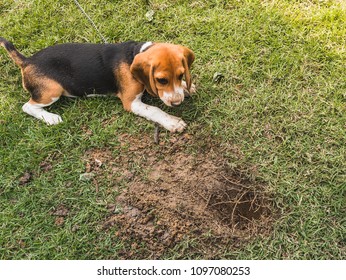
[0,0,345,259]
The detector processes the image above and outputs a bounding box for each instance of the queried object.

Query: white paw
[164,116,187,133]
[22,102,63,125]
[41,112,63,125]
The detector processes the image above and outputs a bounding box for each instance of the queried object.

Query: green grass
[1,0,345,259]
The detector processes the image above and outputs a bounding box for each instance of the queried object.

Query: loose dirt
[84,132,273,259]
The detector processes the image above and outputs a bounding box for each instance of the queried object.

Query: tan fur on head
[130,43,195,106]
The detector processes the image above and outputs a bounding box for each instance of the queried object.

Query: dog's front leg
[121,91,186,133]
[130,93,187,133]
[117,65,186,133]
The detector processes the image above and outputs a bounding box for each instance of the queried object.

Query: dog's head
[130,43,195,106]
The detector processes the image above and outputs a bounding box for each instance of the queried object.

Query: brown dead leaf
[18,172,32,185]
[55,217,65,226]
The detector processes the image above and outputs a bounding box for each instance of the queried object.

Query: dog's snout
[171,101,182,107]
[160,90,185,107]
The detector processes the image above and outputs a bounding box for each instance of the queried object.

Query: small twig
[250,192,259,212]
[154,123,160,144]
[230,190,248,224]
[204,194,212,210]
[194,190,208,202]
[195,191,213,211]
[94,180,99,193]
[210,199,254,208]
[237,214,253,223]
[220,174,250,188]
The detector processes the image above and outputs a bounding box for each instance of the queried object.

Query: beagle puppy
[0,38,195,132]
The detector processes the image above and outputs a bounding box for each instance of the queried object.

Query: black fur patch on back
[26,41,145,96]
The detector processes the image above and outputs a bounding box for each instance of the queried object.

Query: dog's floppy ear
[180,46,195,92]
[130,53,157,96]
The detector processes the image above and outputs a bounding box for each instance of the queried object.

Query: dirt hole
[85,132,272,258]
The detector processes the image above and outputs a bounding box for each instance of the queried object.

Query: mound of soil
[85,132,272,259]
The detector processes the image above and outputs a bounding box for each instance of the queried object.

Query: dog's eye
[178,74,184,80]
[156,78,168,85]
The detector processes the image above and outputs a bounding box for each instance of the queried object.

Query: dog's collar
[140,41,153,53]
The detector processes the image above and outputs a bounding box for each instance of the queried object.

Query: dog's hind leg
[22,98,62,125]
[21,69,64,125]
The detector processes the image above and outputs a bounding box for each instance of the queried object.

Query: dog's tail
[0,37,27,67]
